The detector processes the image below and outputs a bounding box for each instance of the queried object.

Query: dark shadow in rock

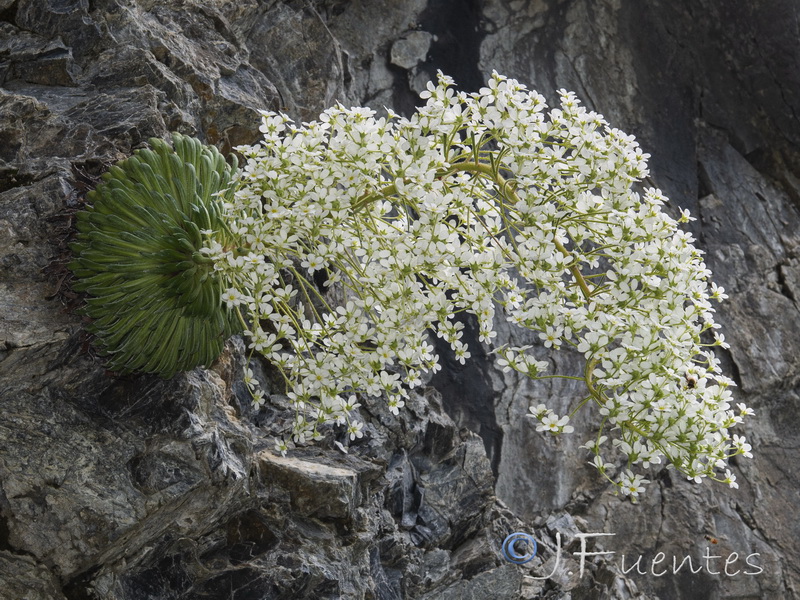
[224,510,280,565]
[430,313,503,477]
[418,0,485,93]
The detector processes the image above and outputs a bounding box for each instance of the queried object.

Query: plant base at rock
[69,133,242,377]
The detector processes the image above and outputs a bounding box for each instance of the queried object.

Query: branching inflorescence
[205,72,752,498]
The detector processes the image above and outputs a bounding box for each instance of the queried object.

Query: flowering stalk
[208,71,752,497]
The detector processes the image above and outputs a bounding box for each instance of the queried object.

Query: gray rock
[0,551,67,600]
[259,451,362,520]
[1,0,800,598]
[390,30,432,70]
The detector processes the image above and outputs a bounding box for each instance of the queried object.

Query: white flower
[388,395,405,415]
[618,470,649,499]
[274,438,289,457]
[250,388,265,410]
[590,455,615,473]
[347,421,364,440]
[343,395,361,412]
[528,403,550,420]
[731,434,753,458]
[301,254,325,273]
[453,345,471,364]
[222,288,244,307]
[536,413,574,434]
[538,326,561,348]
[722,469,738,489]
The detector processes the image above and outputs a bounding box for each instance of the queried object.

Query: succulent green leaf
[70,133,242,377]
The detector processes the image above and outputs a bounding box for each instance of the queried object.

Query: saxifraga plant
[70,73,753,498]
[69,133,242,377]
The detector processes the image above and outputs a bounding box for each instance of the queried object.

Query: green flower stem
[584,357,605,405]
[353,160,594,301]
[450,161,594,301]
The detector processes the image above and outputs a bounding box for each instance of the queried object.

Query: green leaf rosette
[70,133,242,377]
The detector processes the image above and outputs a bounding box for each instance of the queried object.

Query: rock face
[1,0,799,598]
[476,3,800,599]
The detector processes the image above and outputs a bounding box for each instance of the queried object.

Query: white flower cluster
[208,71,752,497]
